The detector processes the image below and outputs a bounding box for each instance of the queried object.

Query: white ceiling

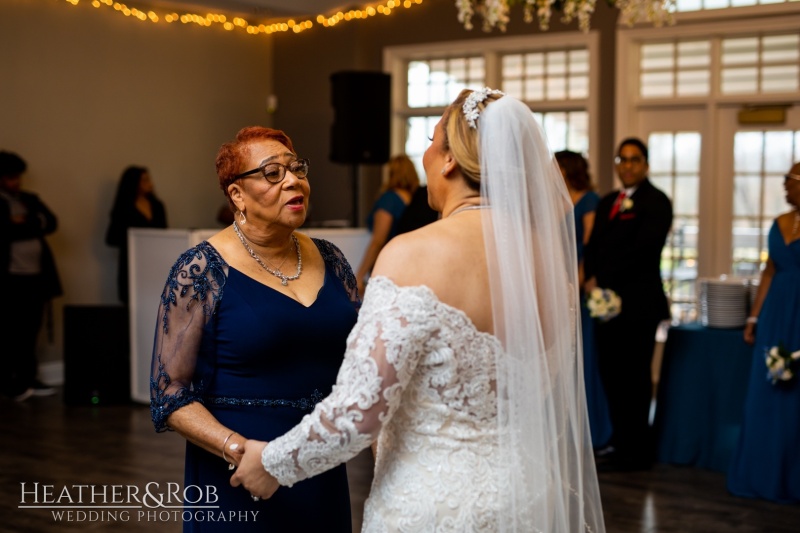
[152,0,356,20]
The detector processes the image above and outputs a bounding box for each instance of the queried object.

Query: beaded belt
[204,389,324,413]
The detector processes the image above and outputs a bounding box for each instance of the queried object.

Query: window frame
[384,31,600,180]
[616,11,800,285]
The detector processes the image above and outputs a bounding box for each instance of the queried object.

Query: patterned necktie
[608,191,626,220]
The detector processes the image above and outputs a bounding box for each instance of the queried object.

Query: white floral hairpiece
[462,87,505,129]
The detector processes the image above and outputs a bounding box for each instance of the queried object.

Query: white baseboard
[40,361,64,386]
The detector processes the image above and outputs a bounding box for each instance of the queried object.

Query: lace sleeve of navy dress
[150,241,227,432]
[312,238,361,311]
[261,276,434,486]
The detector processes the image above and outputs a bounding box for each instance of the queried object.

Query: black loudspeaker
[330,71,391,165]
[63,305,131,405]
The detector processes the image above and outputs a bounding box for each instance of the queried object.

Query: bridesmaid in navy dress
[150,126,359,532]
[556,150,613,449]
[728,163,800,503]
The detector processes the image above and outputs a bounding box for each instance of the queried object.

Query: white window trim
[384,31,600,175]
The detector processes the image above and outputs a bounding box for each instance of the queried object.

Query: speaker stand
[350,163,360,227]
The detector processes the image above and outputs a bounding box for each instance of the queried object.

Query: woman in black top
[106,165,167,303]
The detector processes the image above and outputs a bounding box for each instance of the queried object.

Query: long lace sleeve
[313,238,361,311]
[150,242,227,432]
[261,276,434,486]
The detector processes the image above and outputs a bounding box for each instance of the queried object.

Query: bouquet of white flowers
[765,344,800,385]
[586,287,621,322]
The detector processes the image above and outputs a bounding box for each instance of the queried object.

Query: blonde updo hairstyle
[441,88,505,192]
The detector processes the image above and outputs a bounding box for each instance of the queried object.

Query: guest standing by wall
[355,154,418,296]
[555,149,612,450]
[105,165,167,303]
[584,138,672,470]
[394,185,439,235]
[0,151,61,401]
[728,163,800,503]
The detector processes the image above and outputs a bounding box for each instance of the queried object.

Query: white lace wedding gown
[262,275,509,531]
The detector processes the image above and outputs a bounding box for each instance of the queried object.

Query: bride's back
[371,209,493,336]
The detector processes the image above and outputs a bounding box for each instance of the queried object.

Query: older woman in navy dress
[728,164,800,504]
[150,126,359,531]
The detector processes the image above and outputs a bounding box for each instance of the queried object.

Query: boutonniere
[621,198,634,212]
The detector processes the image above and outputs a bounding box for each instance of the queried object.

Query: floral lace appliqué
[261,276,504,531]
[150,242,226,433]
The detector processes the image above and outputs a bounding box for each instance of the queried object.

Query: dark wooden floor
[1,392,798,533]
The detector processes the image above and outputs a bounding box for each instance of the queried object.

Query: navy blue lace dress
[150,239,359,532]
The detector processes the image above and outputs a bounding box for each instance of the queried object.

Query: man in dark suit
[584,138,672,470]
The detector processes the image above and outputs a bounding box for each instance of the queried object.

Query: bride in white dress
[232,89,606,532]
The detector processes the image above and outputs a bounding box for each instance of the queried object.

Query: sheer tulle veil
[475,93,605,532]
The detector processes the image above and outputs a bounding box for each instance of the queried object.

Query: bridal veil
[478,93,605,532]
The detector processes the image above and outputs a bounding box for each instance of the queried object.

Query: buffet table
[655,323,754,472]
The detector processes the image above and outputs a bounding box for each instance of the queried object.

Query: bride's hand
[230,440,279,500]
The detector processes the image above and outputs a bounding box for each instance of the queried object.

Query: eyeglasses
[785,173,800,182]
[234,158,310,184]
[614,156,645,165]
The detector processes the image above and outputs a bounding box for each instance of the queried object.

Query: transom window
[501,49,589,101]
[721,34,800,94]
[640,41,711,98]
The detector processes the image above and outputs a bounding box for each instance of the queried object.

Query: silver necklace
[233,221,302,286]
[448,204,490,218]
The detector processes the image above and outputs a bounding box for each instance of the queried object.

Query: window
[387,33,598,184]
[640,40,711,98]
[648,132,702,311]
[721,34,800,94]
[618,10,800,299]
[533,111,589,153]
[502,49,589,101]
[732,129,800,275]
[404,115,440,182]
[407,58,485,108]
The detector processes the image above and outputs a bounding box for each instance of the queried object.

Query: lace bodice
[262,276,507,531]
[150,238,360,433]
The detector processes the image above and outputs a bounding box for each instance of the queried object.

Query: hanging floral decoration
[456,0,675,33]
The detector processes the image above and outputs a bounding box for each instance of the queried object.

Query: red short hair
[216,126,296,207]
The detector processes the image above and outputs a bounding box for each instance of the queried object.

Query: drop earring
[238,211,247,226]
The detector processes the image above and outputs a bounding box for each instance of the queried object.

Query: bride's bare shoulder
[372,218,478,287]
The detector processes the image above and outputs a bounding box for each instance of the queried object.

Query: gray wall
[2,0,273,364]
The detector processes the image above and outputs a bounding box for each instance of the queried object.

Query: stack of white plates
[698,277,749,328]
[747,278,759,310]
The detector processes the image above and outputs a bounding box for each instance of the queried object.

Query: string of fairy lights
[58,0,425,35]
